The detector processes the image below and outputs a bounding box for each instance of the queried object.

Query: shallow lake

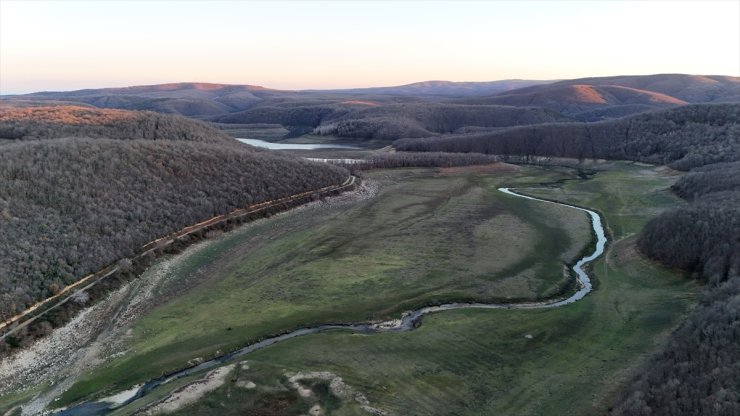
[236,138,361,150]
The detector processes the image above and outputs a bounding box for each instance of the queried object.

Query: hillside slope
[0,106,235,143]
[463,84,686,120]
[553,74,740,102]
[0,107,348,323]
[9,83,287,116]
[395,104,740,170]
[313,79,554,96]
[215,102,570,141]
[3,75,736,123]
[459,74,740,120]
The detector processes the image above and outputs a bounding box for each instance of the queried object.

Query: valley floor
[0,162,696,416]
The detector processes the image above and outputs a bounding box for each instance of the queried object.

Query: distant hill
[21,82,279,100]
[0,81,556,118]
[459,74,740,120]
[463,84,686,119]
[8,83,289,116]
[311,79,555,96]
[2,74,737,123]
[553,74,740,102]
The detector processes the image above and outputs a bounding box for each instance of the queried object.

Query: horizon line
[3,72,739,96]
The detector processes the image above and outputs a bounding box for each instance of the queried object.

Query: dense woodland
[671,161,740,200]
[0,106,234,144]
[0,108,347,322]
[395,104,740,170]
[213,102,568,141]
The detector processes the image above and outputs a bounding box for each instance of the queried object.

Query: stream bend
[57,187,608,415]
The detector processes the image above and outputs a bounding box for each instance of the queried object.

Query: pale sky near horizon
[0,0,738,94]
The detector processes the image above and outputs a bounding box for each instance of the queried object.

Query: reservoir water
[236,138,361,150]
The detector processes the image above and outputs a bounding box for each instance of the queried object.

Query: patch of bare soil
[286,371,386,415]
[2,252,195,415]
[142,364,234,414]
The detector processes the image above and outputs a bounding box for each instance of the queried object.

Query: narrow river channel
[56,187,607,415]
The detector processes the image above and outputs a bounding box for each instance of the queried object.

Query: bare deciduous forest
[212,102,568,141]
[0,105,235,144]
[312,104,569,140]
[0,108,347,322]
[395,104,740,170]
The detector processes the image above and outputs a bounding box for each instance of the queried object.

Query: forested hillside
[0,106,234,144]
[12,83,285,116]
[395,104,740,170]
[614,163,740,415]
[314,103,569,140]
[0,107,348,322]
[215,102,568,141]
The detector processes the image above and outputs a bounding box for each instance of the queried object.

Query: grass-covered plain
[47,165,589,406]
[1,163,696,415]
[227,163,697,415]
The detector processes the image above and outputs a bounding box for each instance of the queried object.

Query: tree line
[342,152,500,170]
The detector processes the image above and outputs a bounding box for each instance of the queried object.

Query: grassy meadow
[226,163,696,415]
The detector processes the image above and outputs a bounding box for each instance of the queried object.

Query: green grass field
[224,164,696,416]
[3,162,696,415]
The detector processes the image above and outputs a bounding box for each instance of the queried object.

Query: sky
[0,0,738,94]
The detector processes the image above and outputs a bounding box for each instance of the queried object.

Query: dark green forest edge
[0,106,348,339]
[395,103,740,415]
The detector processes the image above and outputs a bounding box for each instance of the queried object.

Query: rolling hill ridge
[460,74,739,120]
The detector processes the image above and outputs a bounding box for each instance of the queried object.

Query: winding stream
[55,187,607,415]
